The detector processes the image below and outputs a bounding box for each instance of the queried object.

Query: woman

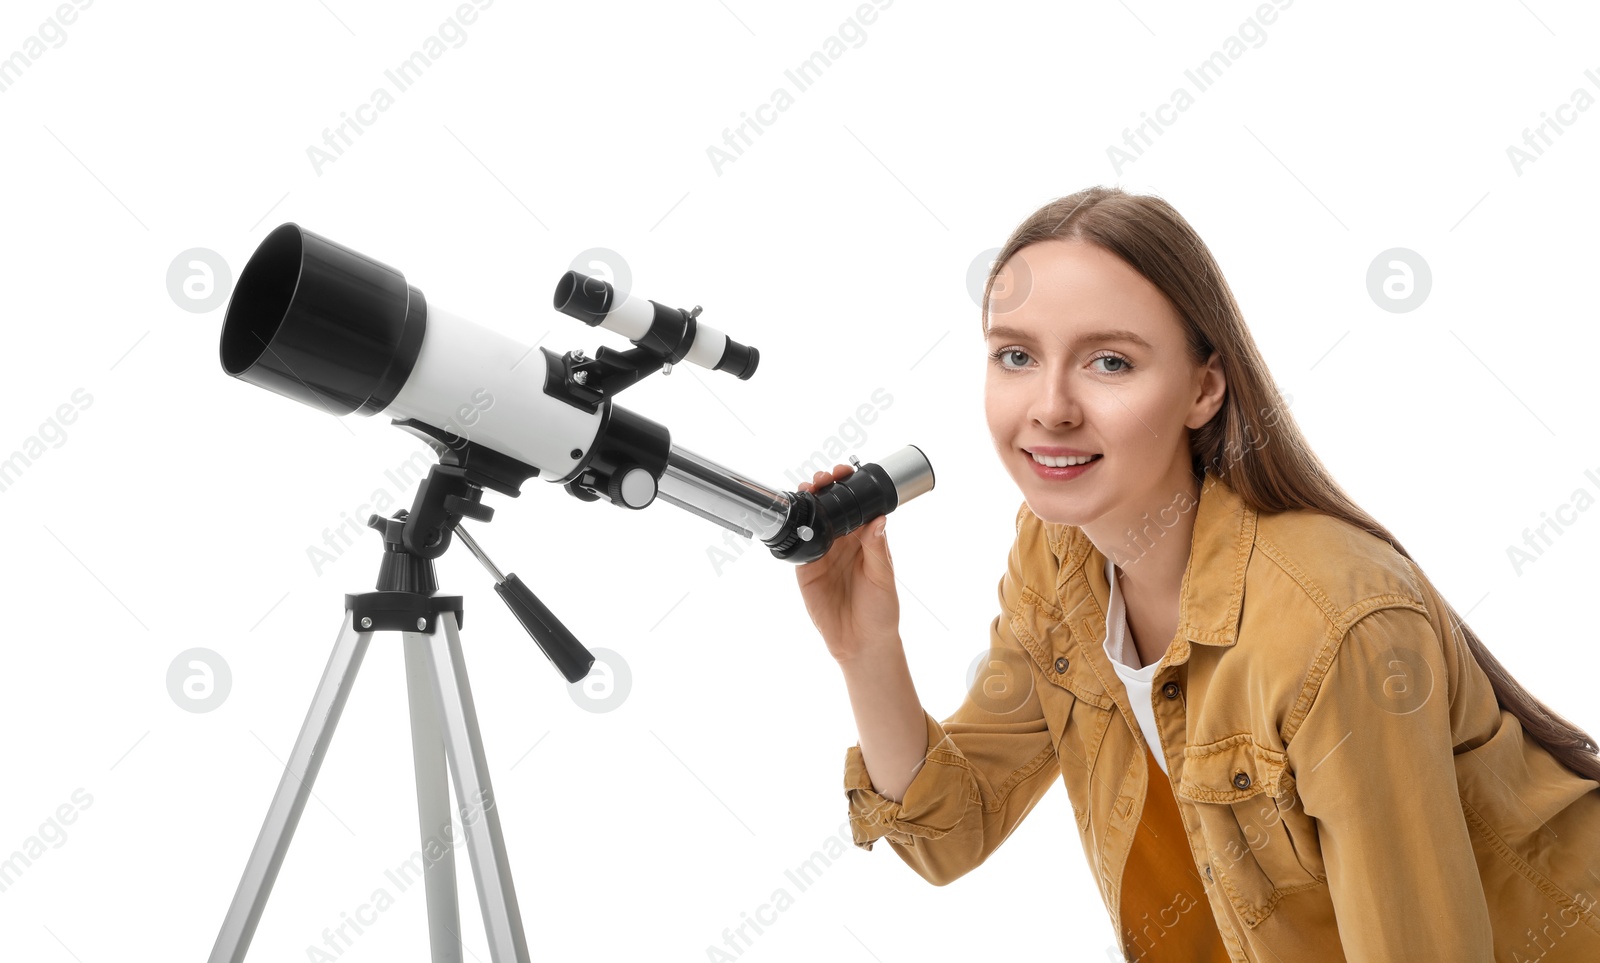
[796,186,1600,961]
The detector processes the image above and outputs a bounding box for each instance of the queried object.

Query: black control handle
[494,573,595,683]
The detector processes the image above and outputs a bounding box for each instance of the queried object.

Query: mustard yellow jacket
[844,470,1600,961]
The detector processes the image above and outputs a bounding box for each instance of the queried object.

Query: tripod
[208,460,594,963]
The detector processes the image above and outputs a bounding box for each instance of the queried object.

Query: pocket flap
[1177,734,1296,804]
[1009,586,1114,709]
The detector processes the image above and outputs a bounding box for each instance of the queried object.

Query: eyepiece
[876,444,935,504]
[553,270,614,326]
[713,338,759,380]
[765,445,935,563]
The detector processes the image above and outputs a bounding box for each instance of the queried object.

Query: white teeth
[1030,452,1098,467]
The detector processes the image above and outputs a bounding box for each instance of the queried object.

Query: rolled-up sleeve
[842,501,1059,886]
[1285,603,1494,961]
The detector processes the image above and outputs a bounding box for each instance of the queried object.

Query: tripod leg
[403,632,464,963]
[414,611,532,963]
[208,613,372,963]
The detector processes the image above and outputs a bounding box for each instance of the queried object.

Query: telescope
[219,223,934,679]
[207,223,935,963]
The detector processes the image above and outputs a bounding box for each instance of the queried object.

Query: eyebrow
[984,325,1154,351]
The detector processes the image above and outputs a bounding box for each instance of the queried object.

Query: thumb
[866,516,892,569]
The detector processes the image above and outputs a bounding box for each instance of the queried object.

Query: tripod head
[354,459,595,683]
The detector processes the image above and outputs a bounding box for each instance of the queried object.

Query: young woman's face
[983,238,1223,528]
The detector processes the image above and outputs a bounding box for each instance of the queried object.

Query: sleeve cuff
[842,708,975,851]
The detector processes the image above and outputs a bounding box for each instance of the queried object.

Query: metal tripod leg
[208,613,372,963]
[404,632,464,963]
[406,611,531,963]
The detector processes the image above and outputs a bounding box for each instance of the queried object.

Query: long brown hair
[981,185,1600,784]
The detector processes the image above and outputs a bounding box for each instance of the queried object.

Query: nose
[1028,365,1080,430]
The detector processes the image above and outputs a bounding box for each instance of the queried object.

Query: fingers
[799,464,855,493]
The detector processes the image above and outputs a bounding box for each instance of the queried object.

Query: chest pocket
[1176,735,1326,928]
[1011,587,1115,707]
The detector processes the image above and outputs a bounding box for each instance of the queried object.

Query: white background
[2,0,1598,960]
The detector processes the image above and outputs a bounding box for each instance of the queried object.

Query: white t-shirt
[1102,556,1170,775]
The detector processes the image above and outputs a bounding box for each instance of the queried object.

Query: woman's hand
[794,462,901,663]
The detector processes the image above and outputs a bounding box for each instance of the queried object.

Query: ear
[1185,351,1226,430]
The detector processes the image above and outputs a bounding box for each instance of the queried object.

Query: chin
[1031,505,1092,528]
[1017,492,1096,529]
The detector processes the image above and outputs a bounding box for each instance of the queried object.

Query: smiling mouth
[1026,450,1103,467]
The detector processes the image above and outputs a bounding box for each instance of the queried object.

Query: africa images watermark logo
[302,790,494,961]
[1504,67,1600,176]
[705,0,895,176]
[1505,465,1600,576]
[306,389,493,576]
[0,788,94,895]
[0,388,93,495]
[304,0,496,176]
[1105,0,1295,175]
[0,0,94,97]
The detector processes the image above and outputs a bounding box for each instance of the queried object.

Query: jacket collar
[1046,470,1258,650]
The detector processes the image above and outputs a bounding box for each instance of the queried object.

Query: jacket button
[1233,771,1251,790]
[1161,682,1180,700]
[1203,864,1212,882]
[1054,657,1070,673]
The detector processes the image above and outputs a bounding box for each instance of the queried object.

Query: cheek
[983,383,1022,431]
[1077,392,1142,441]
[983,405,1002,443]
[1093,384,1186,443]
[981,382,1005,425]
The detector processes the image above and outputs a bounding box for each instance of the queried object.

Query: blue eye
[1091,353,1132,374]
[989,348,1031,370]
[987,347,1135,374]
